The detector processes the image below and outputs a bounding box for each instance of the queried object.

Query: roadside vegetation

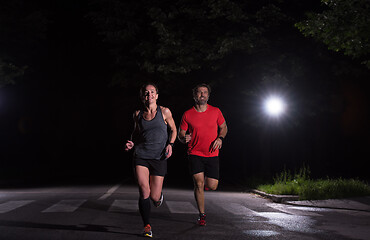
[257,166,370,200]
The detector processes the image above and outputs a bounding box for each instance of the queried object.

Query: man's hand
[211,137,222,152]
[125,140,134,151]
[178,129,192,144]
[185,133,192,143]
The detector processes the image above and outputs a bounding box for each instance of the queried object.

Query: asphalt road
[0,183,369,239]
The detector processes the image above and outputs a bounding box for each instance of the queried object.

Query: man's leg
[205,177,219,191]
[204,156,219,191]
[193,172,205,214]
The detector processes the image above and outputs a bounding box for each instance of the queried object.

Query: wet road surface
[0,184,369,239]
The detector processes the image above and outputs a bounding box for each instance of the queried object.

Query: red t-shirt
[180,104,225,157]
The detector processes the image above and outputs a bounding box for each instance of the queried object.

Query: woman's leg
[135,165,151,226]
[149,175,164,202]
[136,165,150,198]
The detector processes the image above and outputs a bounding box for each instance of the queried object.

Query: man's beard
[196,99,208,105]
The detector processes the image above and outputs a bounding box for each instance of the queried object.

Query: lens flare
[264,96,285,117]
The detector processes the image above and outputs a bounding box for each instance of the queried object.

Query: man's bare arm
[211,121,228,152]
[218,121,228,139]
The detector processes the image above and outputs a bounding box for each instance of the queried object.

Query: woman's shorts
[188,155,219,180]
[134,157,167,177]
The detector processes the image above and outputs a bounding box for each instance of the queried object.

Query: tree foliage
[89,0,289,85]
[0,0,48,87]
[295,0,370,68]
[0,59,27,88]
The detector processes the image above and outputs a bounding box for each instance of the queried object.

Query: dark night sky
[0,0,369,186]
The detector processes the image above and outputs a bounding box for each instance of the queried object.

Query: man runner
[178,83,228,226]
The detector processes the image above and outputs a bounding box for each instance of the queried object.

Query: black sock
[139,197,151,226]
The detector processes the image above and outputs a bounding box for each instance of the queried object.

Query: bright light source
[264,96,285,117]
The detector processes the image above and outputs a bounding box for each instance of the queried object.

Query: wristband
[218,137,224,141]
[169,142,174,147]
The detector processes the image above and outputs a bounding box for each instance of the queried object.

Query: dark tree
[89,0,292,87]
[0,0,49,87]
[296,0,370,69]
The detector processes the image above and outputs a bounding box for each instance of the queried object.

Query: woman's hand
[125,140,134,151]
[165,144,173,158]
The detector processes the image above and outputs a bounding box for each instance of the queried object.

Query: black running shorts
[134,157,167,177]
[188,155,219,180]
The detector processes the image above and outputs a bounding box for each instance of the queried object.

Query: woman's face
[142,84,158,104]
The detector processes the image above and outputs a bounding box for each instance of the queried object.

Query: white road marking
[219,202,259,216]
[256,212,319,233]
[266,203,323,216]
[42,200,86,213]
[98,183,121,200]
[166,201,198,214]
[109,200,137,212]
[0,200,34,213]
[243,230,280,237]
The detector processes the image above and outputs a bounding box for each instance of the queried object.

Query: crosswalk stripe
[109,200,138,212]
[219,202,259,216]
[98,183,121,200]
[42,200,87,213]
[166,201,198,214]
[0,199,271,216]
[0,200,34,213]
[266,203,323,217]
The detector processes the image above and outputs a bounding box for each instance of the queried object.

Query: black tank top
[134,106,168,160]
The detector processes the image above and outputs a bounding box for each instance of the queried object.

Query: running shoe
[142,224,153,238]
[197,213,206,226]
[152,192,164,208]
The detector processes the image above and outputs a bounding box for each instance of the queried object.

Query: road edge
[249,189,299,203]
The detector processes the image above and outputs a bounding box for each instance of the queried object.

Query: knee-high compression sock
[138,197,151,226]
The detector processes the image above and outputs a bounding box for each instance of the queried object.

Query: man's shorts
[188,155,219,180]
[134,157,167,177]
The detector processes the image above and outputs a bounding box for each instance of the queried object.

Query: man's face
[194,87,209,105]
[142,85,158,104]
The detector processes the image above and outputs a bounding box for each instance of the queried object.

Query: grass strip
[257,166,370,200]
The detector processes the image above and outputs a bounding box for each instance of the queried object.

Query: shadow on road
[0,220,140,237]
